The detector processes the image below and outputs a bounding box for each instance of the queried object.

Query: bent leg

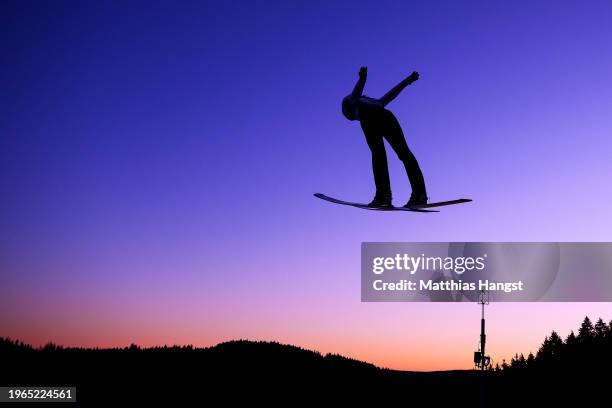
[383,114,427,196]
[361,122,391,195]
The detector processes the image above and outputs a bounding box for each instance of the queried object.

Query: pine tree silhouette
[578,316,595,342]
[565,330,577,346]
[594,318,607,339]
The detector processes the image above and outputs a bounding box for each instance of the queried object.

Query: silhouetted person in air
[342,67,427,207]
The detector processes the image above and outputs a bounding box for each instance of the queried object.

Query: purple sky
[2,0,612,370]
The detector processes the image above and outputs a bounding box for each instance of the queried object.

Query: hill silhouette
[1,338,485,405]
[2,315,610,405]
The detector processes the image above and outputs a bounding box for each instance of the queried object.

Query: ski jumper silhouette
[342,67,427,208]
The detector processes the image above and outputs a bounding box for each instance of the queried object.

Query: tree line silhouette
[488,316,611,406]
[1,315,609,405]
[494,316,612,374]
[0,338,484,404]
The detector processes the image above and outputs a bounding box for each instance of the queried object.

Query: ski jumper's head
[342,96,358,121]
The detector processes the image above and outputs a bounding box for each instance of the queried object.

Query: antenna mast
[474,290,490,370]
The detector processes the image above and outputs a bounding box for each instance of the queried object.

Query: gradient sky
[2,0,612,371]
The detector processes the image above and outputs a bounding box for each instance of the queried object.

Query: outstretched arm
[350,66,368,99]
[379,71,419,107]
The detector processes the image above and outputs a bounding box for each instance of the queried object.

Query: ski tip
[407,198,473,209]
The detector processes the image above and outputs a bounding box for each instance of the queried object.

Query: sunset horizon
[3,2,612,403]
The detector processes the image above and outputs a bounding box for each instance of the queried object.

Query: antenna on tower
[473,290,491,370]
